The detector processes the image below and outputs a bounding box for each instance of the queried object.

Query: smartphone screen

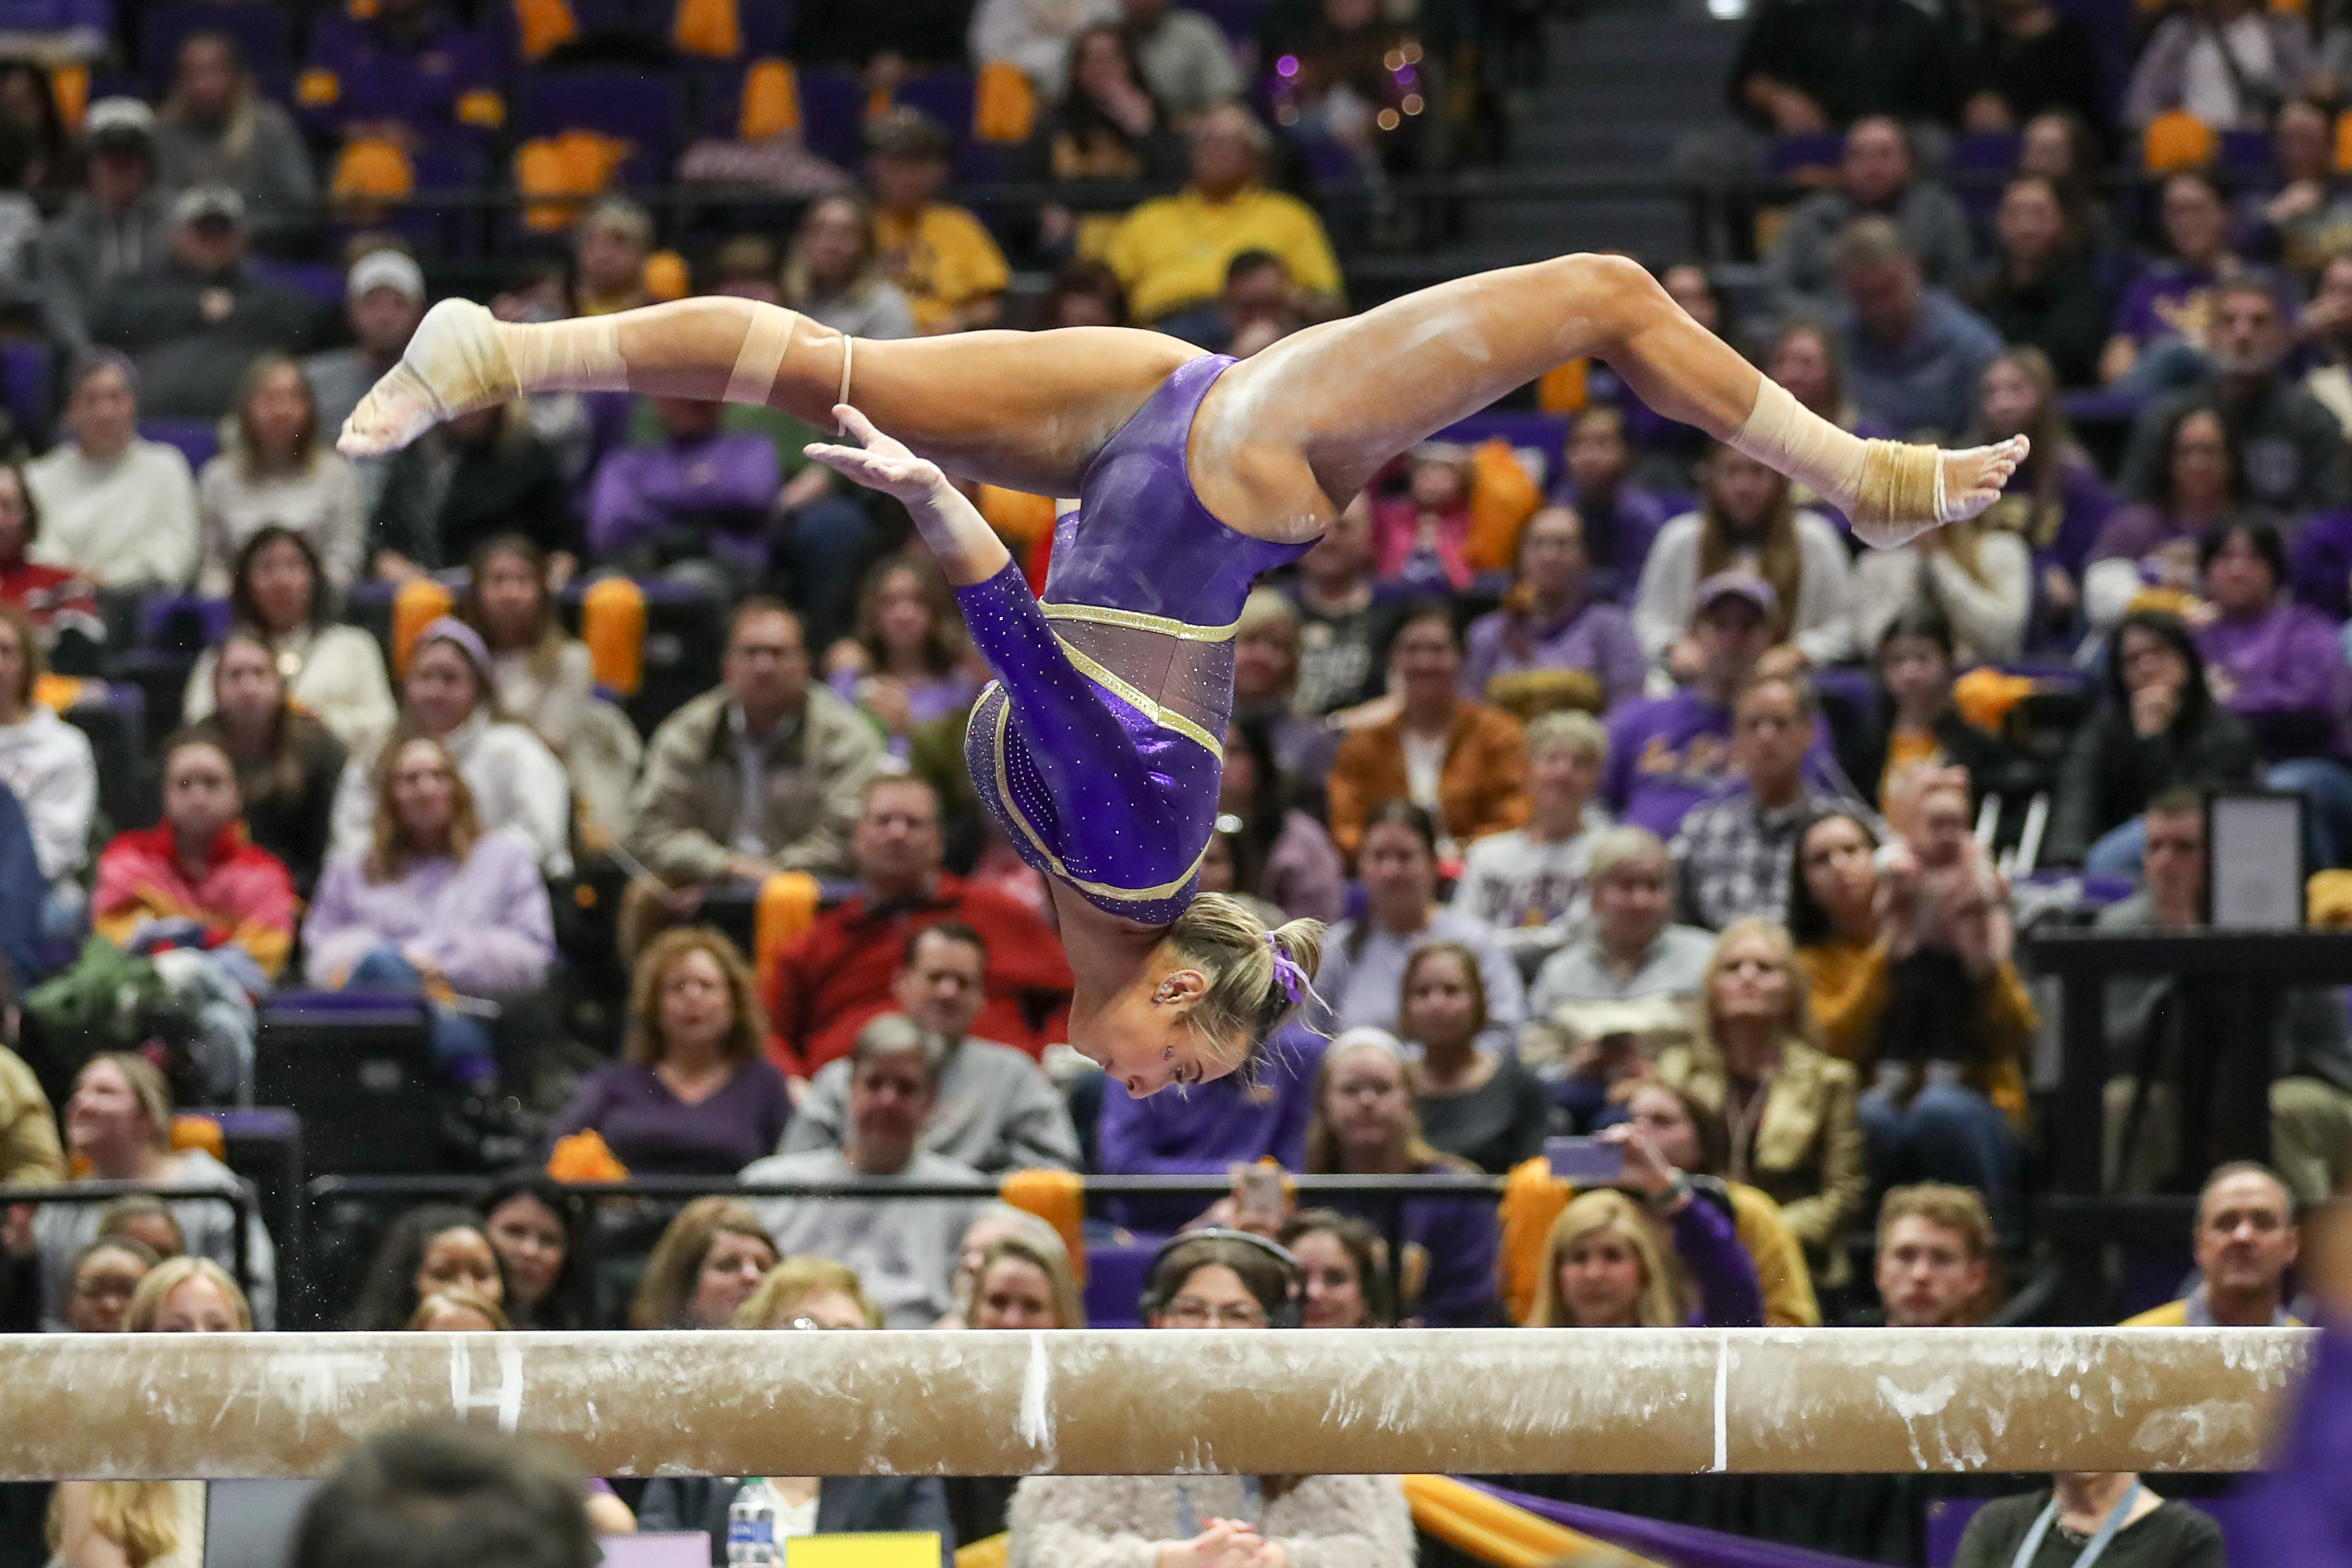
[1544,1135,1625,1186]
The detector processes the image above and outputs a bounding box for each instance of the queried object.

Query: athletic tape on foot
[724,305,798,407]
[837,335,855,428]
[497,315,628,394]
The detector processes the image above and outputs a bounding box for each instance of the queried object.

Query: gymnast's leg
[338,296,1199,497]
[1191,253,2026,549]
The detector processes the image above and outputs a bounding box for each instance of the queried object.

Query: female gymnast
[337,258,2025,1099]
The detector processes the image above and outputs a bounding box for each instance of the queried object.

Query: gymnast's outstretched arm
[1190,253,2025,549]
[339,296,1199,497]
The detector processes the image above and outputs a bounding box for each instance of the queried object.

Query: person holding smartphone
[1522,1119,1766,1329]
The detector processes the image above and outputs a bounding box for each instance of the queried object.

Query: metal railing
[4,1178,260,1300]
[300,1171,1507,1329]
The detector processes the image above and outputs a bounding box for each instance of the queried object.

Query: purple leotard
[957,354,1312,924]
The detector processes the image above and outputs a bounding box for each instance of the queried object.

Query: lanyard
[2010,1484,2145,1568]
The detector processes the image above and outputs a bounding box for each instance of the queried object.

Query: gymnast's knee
[1543,252,1670,347]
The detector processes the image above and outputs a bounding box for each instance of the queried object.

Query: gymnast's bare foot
[1941,435,2030,524]
[337,299,519,457]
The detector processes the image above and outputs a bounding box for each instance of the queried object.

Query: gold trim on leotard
[1054,639,1225,761]
[1040,601,1242,642]
[982,688,1212,903]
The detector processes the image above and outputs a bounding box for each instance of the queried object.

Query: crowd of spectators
[0,0,2344,1562]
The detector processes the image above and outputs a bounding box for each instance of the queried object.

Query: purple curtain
[1466,1480,1889,1568]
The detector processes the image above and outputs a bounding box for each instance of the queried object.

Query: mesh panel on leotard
[1044,618,1235,760]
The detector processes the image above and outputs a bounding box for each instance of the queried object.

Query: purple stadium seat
[516,69,687,172]
[138,1,293,98]
[1185,0,1265,47]
[247,260,346,308]
[140,417,220,472]
[1437,410,1571,491]
[2217,129,2274,174]
[893,72,974,143]
[796,70,866,169]
[0,339,50,439]
[141,593,230,651]
[1081,1239,1157,1328]
[1766,132,1842,179]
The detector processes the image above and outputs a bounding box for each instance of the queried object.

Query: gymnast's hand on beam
[804,405,1011,586]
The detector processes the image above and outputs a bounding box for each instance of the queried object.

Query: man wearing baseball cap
[304,248,427,492]
[1598,572,1849,840]
[866,107,1007,334]
[35,98,171,346]
[85,184,325,418]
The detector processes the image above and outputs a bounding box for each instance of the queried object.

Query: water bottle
[726,1477,781,1567]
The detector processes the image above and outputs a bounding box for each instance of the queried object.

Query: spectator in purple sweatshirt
[1600,574,1845,840]
[589,396,782,577]
[546,928,792,1176]
[1545,405,1674,597]
[591,394,878,648]
[303,736,554,1082]
[1095,1024,1324,1232]
[1299,1026,1503,1325]
[2195,519,2352,867]
[1461,507,1646,711]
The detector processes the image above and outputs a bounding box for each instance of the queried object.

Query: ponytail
[1165,892,1328,1060]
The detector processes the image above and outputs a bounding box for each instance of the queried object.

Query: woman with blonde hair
[1524,1119,1763,1329]
[1634,443,1856,678]
[629,1197,779,1330]
[48,1259,254,1566]
[15,1053,278,1329]
[1655,917,1869,1284]
[824,550,982,757]
[548,929,790,1176]
[781,194,918,341]
[303,735,553,1084]
[734,1254,881,1329]
[641,1256,955,1550]
[1300,1027,1502,1325]
[195,354,365,597]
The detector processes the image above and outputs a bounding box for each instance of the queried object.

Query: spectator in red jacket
[89,733,298,1102]
[767,775,1074,1079]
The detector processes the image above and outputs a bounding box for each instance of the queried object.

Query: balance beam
[0,1327,2311,1481]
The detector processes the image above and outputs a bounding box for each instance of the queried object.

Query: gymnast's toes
[1940,435,2030,523]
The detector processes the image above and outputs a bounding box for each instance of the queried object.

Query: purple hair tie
[1266,933,1308,1006]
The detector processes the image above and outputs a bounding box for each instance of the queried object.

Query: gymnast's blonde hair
[1166,891,1327,1059]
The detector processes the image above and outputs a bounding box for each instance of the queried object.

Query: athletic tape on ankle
[724,306,797,407]
[1735,378,1944,536]
[497,316,628,394]
[837,335,855,421]
[1731,378,1866,511]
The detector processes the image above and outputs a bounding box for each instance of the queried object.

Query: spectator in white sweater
[329,616,573,877]
[183,526,395,751]
[1849,514,2032,663]
[25,349,198,589]
[195,353,365,598]
[0,601,96,936]
[1633,445,1855,677]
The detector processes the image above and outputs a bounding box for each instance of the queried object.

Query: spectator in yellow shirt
[1104,102,1344,327]
[867,107,1011,334]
